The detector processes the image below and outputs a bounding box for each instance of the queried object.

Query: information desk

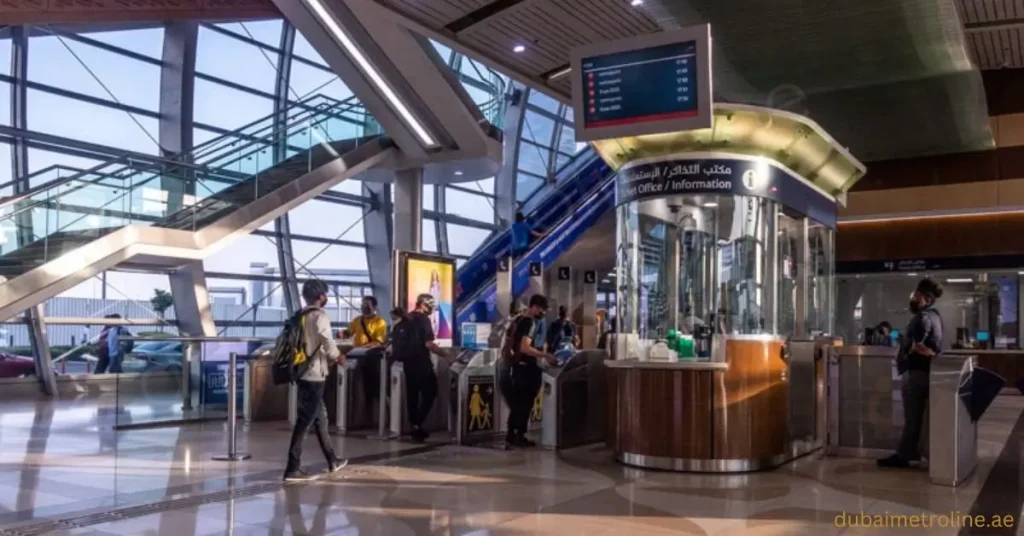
[606,335,800,473]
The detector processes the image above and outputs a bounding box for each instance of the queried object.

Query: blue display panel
[581,40,699,129]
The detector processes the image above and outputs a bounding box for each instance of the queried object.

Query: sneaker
[283,469,317,482]
[877,454,912,468]
[507,435,535,448]
[410,427,428,444]
[327,459,348,474]
[518,437,537,448]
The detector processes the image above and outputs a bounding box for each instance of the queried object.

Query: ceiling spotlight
[454,170,464,176]
[513,44,526,53]
[702,202,718,208]
[630,0,643,5]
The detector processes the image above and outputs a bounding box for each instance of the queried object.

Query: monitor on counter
[570,23,713,142]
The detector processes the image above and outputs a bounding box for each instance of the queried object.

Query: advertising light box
[571,24,713,141]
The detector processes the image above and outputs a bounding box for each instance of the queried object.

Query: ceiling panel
[968,27,1024,68]
[459,0,659,79]
[958,0,1024,23]
[376,0,469,27]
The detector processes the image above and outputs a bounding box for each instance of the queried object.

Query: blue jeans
[95,351,123,374]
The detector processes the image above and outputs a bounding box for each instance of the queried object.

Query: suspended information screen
[571,24,712,141]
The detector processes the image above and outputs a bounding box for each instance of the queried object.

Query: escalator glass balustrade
[0,95,380,282]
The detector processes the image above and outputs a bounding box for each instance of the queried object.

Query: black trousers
[404,360,437,429]
[506,361,542,439]
[897,370,930,460]
[286,380,337,473]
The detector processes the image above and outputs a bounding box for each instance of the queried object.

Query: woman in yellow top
[349,296,387,347]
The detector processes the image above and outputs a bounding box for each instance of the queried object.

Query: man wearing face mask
[393,294,449,443]
[878,277,944,469]
[349,296,388,414]
[502,294,558,447]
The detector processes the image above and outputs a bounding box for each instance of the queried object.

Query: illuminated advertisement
[395,251,456,343]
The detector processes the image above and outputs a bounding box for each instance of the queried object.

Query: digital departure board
[571,24,712,141]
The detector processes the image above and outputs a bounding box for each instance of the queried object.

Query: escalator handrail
[456,171,616,313]
[0,95,363,217]
[519,146,598,212]
[456,148,602,265]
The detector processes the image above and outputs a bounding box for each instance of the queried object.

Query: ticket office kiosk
[540,350,608,449]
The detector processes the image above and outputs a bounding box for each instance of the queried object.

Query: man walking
[94,314,128,374]
[284,280,347,482]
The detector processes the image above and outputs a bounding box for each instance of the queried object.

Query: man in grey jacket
[284,280,347,482]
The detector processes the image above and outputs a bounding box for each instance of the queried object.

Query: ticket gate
[389,355,452,437]
[540,350,608,450]
[449,348,502,445]
[826,347,993,487]
[786,338,829,456]
[286,341,353,426]
[336,347,388,433]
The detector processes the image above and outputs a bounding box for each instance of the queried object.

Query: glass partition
[836,271,1021,349]
[616,194,835,356]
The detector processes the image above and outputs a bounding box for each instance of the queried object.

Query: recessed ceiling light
[513,44,526,53]
[630,0,643,6]
[454,170,463,176]
[702,202,718,208]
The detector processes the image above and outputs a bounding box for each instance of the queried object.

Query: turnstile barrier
[449,349,502,445]
[389,356,451,437]
[540,350,608,450]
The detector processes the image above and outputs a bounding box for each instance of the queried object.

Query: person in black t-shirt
[402,293,449,443]
[505,294,557,447]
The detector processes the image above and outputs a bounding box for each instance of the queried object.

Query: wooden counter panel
[976,353,1024,391]
[607,367,714,459]
[713,339,789,460]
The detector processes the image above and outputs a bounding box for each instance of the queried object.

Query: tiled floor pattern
[0,396,1021,535]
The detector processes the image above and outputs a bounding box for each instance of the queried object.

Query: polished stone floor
[0,395,1022,535]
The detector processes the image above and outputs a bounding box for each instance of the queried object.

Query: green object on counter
[665,329,695,359]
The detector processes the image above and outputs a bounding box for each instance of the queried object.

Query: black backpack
[389,317,421,361]
[271,310,312,385]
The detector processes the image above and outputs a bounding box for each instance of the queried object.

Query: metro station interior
[2,0,1024,534]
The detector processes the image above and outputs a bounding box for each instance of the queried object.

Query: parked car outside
[0,352,37,378]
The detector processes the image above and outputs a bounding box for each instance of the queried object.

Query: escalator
[0,95,396,319]
[455,153,617,325]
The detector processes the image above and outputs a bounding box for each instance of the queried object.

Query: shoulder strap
[360,316,370,340]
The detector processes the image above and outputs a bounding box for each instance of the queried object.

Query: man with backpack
[502,294,558,447]
[284,280,346,482]
[94,314,131,374]
[391,294,448,443]
[546,305,578,353]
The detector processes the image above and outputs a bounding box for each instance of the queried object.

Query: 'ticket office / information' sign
[571,24,712,141]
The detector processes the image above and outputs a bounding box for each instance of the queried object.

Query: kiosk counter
[607,335,823,473]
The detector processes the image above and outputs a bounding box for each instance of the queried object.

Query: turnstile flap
[963,366,1005,422]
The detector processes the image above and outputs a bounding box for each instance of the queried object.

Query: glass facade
[616,194,834,349]
[0,21,589,364]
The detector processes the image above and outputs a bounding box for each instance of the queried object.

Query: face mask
[361,305,373,315]
[908,300,922,314]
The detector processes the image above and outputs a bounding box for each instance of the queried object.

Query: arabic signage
[837,254,1024,275]
[617,156,838,228]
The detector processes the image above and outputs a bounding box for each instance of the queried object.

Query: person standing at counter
[392,294,448,443]
[878,278,944,469]
[502,294,558,447]
[866,321,893,346]
[349,296,388,415]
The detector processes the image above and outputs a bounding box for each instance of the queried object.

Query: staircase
[0,95,396,318]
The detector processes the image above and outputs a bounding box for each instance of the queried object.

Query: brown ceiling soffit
[0,0,280,25]
[984,68,1024,117]
[837,212,1024,262]
[852,144,1024,192]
